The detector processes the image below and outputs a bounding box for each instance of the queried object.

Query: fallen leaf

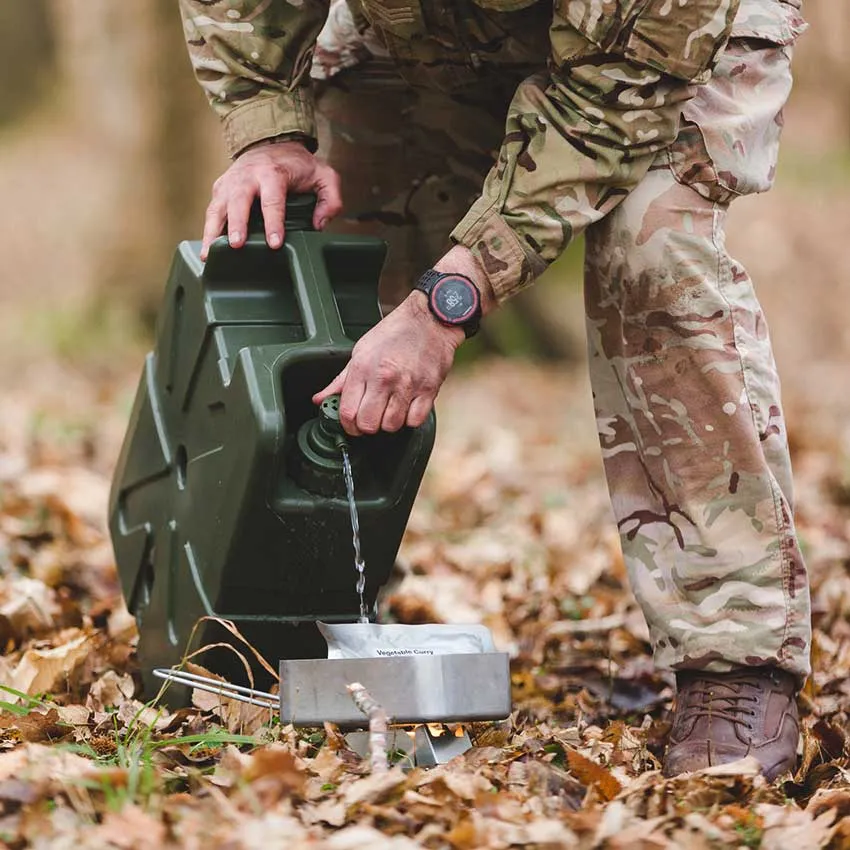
[565,748,622,801]
[86,670,135,712]
[94,804,166,850]
[0,577,58,639]
[325,824,424,850]
[343,769,408,807]
[0,708,67,743]
[7,631,94,696]
[697,755,762,778]
[759,805,837,850]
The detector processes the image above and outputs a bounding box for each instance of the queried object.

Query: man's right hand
[200,139,343,261]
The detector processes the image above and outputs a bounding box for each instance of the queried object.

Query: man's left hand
[313,245,495,435]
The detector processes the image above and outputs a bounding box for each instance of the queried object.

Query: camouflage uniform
[180,0,812,681]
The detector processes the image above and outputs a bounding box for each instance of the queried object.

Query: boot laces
[683,677,759,731]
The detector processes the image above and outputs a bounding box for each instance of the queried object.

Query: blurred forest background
[0,1,848,450]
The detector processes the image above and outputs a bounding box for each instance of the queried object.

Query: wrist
[433,245,497,316]
[237,133,313,158]
[407,291,466,347]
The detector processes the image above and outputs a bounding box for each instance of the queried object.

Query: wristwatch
[413,270,482,338]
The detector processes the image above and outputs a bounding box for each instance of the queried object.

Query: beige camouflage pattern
[350,0,745,302]
[179,0,331,155]
[584,33,810,681]
[181,0,812,680]
[180,0,752,299]
[311,0,389,81]
[311,10,535,309]
[450,0,807,303]
[308,0,810,680]
[673,0,806,202]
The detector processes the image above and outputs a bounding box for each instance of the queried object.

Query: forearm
[179,0,330,157]
[452,2,739,305]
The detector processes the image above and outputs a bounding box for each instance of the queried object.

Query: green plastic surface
[108,197,436,695]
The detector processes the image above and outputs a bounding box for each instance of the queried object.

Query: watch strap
[460,314,480,339]
[414,269,442,296]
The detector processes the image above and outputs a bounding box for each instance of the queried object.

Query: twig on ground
[347,681,388,774]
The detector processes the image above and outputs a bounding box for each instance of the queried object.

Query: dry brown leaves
[0,361,849,849]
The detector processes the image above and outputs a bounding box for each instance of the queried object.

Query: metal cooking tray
[279,652,512,727]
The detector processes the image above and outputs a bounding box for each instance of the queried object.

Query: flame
[397,722,467,740]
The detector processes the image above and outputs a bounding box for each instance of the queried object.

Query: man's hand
[313,293,464,434]
[200,139,342,261]
[313,245,496,434]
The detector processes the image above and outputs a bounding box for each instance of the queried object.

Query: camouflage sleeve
[179,0,330,158]
[451,0,740,304]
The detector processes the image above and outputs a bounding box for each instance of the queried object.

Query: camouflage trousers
[313,3,812,681]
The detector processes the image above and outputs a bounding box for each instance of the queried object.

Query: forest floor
[0,354,849,849]
[2,65,850,848]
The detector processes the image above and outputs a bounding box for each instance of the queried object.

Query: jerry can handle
[247,193,318,239]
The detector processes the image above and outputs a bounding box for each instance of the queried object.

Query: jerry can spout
[292,394,356,497]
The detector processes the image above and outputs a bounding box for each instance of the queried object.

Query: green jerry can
[108,195,436,695]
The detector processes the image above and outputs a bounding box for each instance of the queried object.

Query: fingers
[357,390,431,434]
[338,374,367,437]
[407,396,434,428]
[315,365,433,435]
[201,147,341,262]
[349,356,407,435]
[381,395,409,433]
[315,364,418,435]
[201,190,227,261]
[260,180,287,250]
[314,365,383,438]
[226,188,254,251]
[350,355,427,434]
[313,164,343,230]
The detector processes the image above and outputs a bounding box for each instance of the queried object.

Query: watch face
[431,275,480,325]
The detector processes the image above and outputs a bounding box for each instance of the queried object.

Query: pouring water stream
[341,447,369,623]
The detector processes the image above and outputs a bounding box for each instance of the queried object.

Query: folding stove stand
[155,652,512,767]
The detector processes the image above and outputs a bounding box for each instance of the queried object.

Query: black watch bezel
[414,270,482,338]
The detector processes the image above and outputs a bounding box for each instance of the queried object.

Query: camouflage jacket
[180,0,806,302]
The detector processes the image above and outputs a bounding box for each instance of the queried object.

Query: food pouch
[318,622,496,659]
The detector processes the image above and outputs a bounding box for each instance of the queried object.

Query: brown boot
[662,667,799,781]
